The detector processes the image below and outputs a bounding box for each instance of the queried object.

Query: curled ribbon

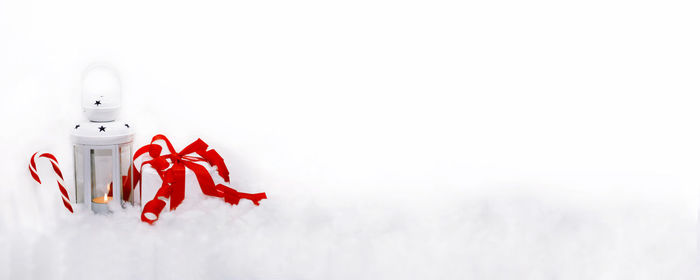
[28,152,74,213]
[133,134,267,224]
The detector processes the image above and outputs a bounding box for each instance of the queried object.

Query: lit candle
[92,193,112,204]
[91,185,112,214]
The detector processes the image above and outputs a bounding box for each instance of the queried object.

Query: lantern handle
[81,63,122,122]
[81,62,121,83]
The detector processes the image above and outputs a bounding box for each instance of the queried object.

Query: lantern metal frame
[71,122,136,213]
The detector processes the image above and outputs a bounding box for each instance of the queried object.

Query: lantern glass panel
[119,143,135,204]
[90,148,114,202]
[73,145,84,203]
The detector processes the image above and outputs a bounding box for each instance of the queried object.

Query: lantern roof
[72,64,134,145]
[70,120,134,145]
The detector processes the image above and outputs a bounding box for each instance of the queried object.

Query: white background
[1,0,699,279]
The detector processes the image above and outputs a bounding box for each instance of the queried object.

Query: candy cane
[29,152,74,213]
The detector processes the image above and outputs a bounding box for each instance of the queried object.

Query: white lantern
[70,65,138,213]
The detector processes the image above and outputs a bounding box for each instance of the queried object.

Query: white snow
[1,0,700,279]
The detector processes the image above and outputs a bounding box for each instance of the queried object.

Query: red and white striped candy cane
[29,152,74,213]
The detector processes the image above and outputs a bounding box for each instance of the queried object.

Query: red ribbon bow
[131,134,267,224]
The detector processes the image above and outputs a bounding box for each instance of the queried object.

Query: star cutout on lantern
[125,124,130,128]
[94,100,101,106]
[75,125,80,129]
[98,126,106,132]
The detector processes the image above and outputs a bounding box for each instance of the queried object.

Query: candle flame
[104,183,111,202]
